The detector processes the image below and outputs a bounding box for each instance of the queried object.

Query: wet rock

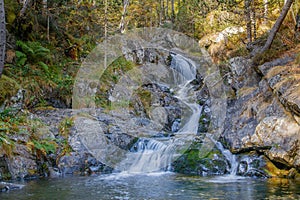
[0,156,11,180]
[48,167,62,178]
[172,142,228,176]
[3,143,42,180]
[237,154,269,177]
[105,126,138,150]
[0,182,25,192]
[58,152,113,175]
[171,119,181,132]
[130,83,183,132]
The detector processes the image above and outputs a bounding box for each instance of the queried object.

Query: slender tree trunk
[263,0,268,25]
[20,0,32,17]
[252,7,257,40]
[119,0,129,33]
[104,0,107,68]
[0,0,6,77]
[42,0,50,41]
[260,0,294,53]
[245,0,253,43]
[159,0,162,25]
[166,0,169,20]
[171,0,175,23]
[162,0,165,20]
[295,10,300,39]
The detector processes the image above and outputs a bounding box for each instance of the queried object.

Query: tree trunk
[263,0,268,25]
[166,0,169,20]
[119,0,129,33]
[104,0,108,68]
[20,0,32,17]
[252,7,257,40]
[295,10,300,31]
[159,0,162,26]
[0,0,6,77]
[245,0,252,43]
[260,0,294,53]
[171,0,175,23]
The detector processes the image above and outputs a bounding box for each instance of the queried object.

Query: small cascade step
[116,53,202,173]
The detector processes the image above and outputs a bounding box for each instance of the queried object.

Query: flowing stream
[117,53,202,173]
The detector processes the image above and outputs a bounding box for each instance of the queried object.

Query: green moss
[198,113,210,133]
[95,56,136,108]
[4,0,19,28]
[129,88,152,116]
[0,75,20,105]
[59,117,74,138]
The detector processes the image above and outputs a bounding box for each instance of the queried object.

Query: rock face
[245,117,300,168]
[221,55,300,176]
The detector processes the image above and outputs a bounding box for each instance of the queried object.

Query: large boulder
[243,117,300,168]
[221,55,300,173]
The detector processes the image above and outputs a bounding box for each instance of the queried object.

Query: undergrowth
[0,108,58,159]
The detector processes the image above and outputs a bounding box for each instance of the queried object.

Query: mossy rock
[95,56,136,108]
[0,75,20,105]
[172,142,227,175]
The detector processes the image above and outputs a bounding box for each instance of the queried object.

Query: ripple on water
[205,175,248,183]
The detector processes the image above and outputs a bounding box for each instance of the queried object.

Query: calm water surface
[1,173,300,200]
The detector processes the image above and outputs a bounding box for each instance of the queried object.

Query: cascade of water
[172,55,202,135]
[119,53,201,173]
[211,138,238,175]
[170,54,196,85]
[127,138,174,173]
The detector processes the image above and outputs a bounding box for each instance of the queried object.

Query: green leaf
[15,50,26,59]
[38,62,49,73]
[17,57,27,67]
[16,40,34,55]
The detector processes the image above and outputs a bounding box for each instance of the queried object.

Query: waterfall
[127,138,174,173]
[215,142,238,175]
[208,136,238,175]
[170,54,196,85]
[118,53,202,173]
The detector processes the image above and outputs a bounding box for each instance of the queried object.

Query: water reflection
[0,174,300,200]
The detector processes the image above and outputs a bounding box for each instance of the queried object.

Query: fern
[32,139,57,155]
[35,46,50,58]
[16,40,34,56]
[38,62,49,73]
[15,50,27,67]
[16,40,51,64]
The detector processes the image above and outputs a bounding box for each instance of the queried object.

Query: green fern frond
[38,62,49,73]
[16,40,34,56]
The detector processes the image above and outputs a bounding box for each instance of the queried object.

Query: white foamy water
[116,53,202,173]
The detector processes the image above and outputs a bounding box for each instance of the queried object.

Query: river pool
[1,172,300,200]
